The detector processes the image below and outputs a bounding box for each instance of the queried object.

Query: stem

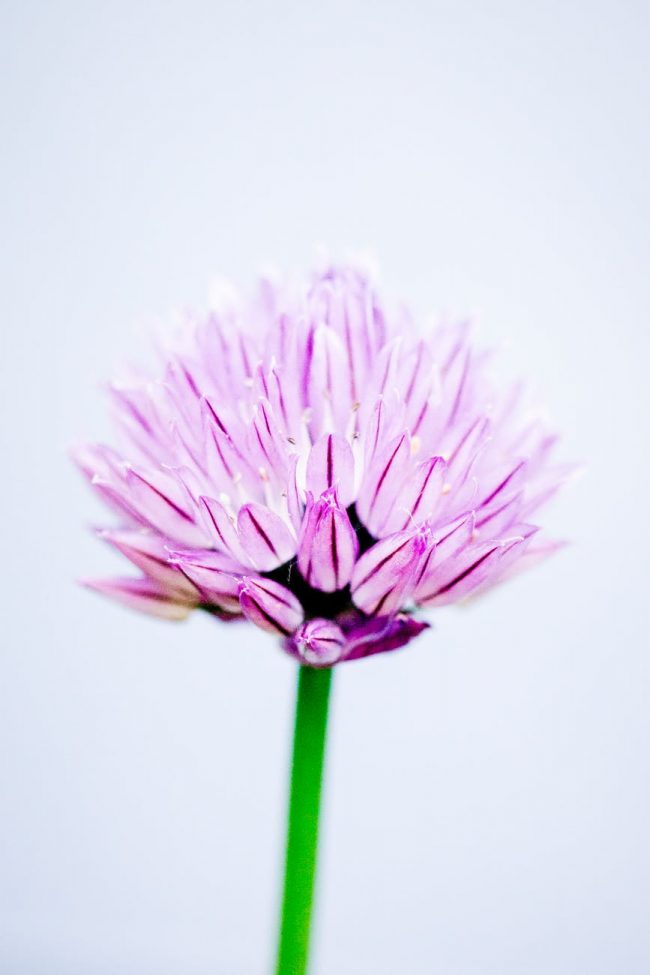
[275,665,333,975]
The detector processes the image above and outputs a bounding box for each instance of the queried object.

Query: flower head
[76,264,568,665]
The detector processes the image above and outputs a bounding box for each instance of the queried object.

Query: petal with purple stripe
[168,548,243,613]
[382,455,446,534]
[351,528,432,617]
[237,503,297,571]
[416,537,526,606]
[125,467,206,546]
[356,433,412,536]
[343,613,430,662]
[239,577,304,636]
[297,490,359,592]
[306,433,355,508]
[199,495,252,566]
[100,529,197,599]
[82,576,195,620]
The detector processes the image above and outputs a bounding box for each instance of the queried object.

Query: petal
[495,538,567,584]
[477,459,528,512]
[285,455,305,534]
[444,415,491,481]
[99,529,197,599]
[351,528,432,617]
[416,537,525,606]
[297,491,359,592]
[309,269,375,408]
[125,468,206,546]
[343,614,430,661]
[168,548,243,613]
[82,576,194,620]
[432,512,477,561]
[249,399,290,481]
[239,577,304,636]
[382,455,446,534]
[198,495,252,566]
[304,325,352,438]
[89,476,148,526]
[361,396,406,466]
[306,433,355,507]
[369,337,403,400]
[72,442,126,482]
[237,503,297,571]
[473,491,522,537]
[201,399,262,500]
[267,365,303,444]
[356,433,412,536]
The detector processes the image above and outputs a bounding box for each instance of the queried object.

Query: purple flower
[76,264,569,665]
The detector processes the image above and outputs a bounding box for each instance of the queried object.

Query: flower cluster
[76,265,566,666]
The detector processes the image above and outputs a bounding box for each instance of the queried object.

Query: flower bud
[293,619,346,667]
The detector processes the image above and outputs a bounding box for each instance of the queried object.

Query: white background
[2,2,649,972]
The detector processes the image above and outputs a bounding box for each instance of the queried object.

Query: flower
[76,264,569,666]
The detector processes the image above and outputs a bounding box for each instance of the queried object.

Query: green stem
[275,665,333,975]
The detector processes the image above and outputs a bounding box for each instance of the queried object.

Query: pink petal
[198,495,252,566]
[285,455,304,534]
[362,397,406,467]
[125,468,207,546]
[356,432,412,536]
[496,538,567,584]
[297,490,359,592]
[445,415,491,481]
[305,325,351,438]
[416,537,525,606]
[432,512,477,562]
[239,577,304,636]
[237,503,296,571]
[82,576,194,620]
[306,433,356,508]
[201,399,261,500]
[351,528,432,617]
[473,491,522,537]
[267,365,303,444]
[476,459,527,514]
[249,399,290,481]
[99,529,197,599]
[167,548,243,613]
[343,614,430,661]
[382,455,446,534]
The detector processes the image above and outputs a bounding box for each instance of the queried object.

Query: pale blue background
[1,2,649,973]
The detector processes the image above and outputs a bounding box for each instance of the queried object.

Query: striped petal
[356,432,412,536]
[306,433,356,508]
[382,455,446,534]
[416,536,527,607]
[168,549,243,613]
[239,577,304,636]
[237,503,296,571]
[351,528,433,617]
[198,495,252,566]
[343,614,430,662]
[82,576,195,620]
[297,490,359,592]
[99,529,197,599]
[124,468,206,546]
